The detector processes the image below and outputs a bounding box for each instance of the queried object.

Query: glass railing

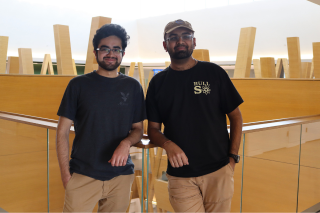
[0,111,319,212]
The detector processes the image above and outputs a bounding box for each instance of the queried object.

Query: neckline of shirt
[168,61,200,73]
[92,70,123,80]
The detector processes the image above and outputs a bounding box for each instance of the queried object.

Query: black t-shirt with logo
[57,71,146,181]
[146,61,243,178]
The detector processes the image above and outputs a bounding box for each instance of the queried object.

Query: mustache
[103,56,118,60]
[174,44,188,50]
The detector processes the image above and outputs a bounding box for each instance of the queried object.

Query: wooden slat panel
[18,48,34,74]
[260,57,276,78]
[53,24,74,75]
[313,42,320,78]
[275,58,282,78]
[0,36,9,74]
[234,27,256,78]
[301,62,312,78]
[84,16,112,74]
[40,54,54,75]
[192,49,210,62]
[128,62,135,77]
[287,37,302,78]
[253,59,261,78]
[7,56,19,74]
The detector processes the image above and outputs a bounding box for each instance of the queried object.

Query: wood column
[260,57,276,78]
[7,57,19,74]
[0,36,9,74]
[287,37,302,78]
[253,59,261,78]
[192,49,210,62]
[84,16,112,74]
[18,48,34,74]
[313,42,320,78]
[40,54,54,75]
[234,27,256,78]
[53,24,74,75]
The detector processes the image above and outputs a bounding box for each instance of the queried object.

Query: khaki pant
[63,173,135,213]
[167,163,234,213]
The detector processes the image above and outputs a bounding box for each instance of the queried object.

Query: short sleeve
[146,78,162,123]
[219,69,244,114]
[132,83,147,123]
[57,79,79,121]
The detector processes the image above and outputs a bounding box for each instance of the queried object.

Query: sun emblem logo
[202,85,211,95]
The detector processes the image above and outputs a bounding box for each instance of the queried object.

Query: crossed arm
[148,107,243,169]
[56,116,143,189]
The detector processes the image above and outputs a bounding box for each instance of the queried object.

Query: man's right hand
[164,141,189,168]
[62,172,72,189]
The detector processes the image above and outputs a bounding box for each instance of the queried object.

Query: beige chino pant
[63,173,135,213]
[167,163,234,213]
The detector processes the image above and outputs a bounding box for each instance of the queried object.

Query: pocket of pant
[66,173,76,189]
[227,163,234,175]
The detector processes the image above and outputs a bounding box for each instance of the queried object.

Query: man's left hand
[229,157,236,171]
[108,140,131,167]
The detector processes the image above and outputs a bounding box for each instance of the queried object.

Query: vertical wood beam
[287,37,302,78]
[260,57,276,78]
[7,56,19,74]
[282,58,290,78]
[192,49,210,62]
[18,48,34,74]
[234,27,256,78]
[310,58,314,79]
[301,62,312,78]
[275,58,283,78]
[40,54,54,75]
[0,36,9,74]
[313,42,320,78]
[53,24,74,75]
[253,59,261,78]
[84,16,112,74]
[128,62,135,77]
[138,62,146,96]
[72,59,77,75]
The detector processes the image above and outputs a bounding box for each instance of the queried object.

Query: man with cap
[146,19,243,212]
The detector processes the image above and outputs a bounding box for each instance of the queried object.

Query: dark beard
[97,56,121,71]
[168,44,194,60]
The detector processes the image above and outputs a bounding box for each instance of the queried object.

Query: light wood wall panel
[275,58,282,78]
[7,56,19,74]
[313,42,320,78]
[0,36,9,74]
[40,54,54,75]
[84,16,112,74]
[53,24,74,75]
[0,119,47,212]
[260,57,276,78]
[0,75,320,123]
[192,49,210,62]
[128,62,135,77]
[234,27,256,78]
[18,48,34,74]
[287,37,302,78]
[282,58,290,78]
[138,62,146,96]
[253,59,261,78]
[301,62,312,79]
[165,61,170,68]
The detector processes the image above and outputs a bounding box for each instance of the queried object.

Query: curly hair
[93,24,130,52]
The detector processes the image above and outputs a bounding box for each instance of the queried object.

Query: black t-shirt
[57,71,146,181]
[146,61,243,178]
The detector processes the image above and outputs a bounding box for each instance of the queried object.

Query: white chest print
[194,81,211,95]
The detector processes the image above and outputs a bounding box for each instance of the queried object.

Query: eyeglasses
[166,34,193,42]
[96,47,123,55]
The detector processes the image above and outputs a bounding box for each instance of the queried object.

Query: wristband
[162,140,171,148]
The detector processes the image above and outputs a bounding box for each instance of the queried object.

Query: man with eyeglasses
[146,19,243,212]
[56,24,146,212]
